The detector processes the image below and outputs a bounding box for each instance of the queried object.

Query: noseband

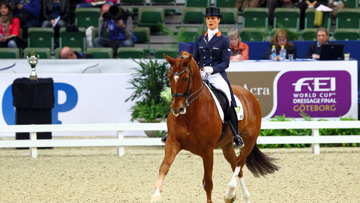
[168,55,205,106]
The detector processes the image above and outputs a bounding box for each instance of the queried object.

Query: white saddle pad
[204,84,244,122]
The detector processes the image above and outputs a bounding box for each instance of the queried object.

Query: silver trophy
[27,52,39,80]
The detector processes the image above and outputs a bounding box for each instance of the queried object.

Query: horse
[150,51,278,203]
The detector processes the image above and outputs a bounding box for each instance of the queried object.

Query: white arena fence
[1,121,360,157]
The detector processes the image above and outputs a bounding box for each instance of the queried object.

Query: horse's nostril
[179,108,184,112]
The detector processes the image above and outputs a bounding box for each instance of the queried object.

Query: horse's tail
[245,145,279,177]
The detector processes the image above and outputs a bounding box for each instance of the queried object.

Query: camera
[102,6,123,21]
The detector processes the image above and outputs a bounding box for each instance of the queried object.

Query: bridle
[168,55,205,106]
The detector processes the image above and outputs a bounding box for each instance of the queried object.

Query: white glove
[203,66,213,74]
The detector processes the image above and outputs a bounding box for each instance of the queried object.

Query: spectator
[263,28,297,60]
[41,0,70,34]
[305,27,329,59]
[226,28,249,62]
[60,46,93,58]
[76,0,116,8]
[235,0,266,11]
[297,0,328,29]
[266,0,298,26]
[0,1,25,48]
[93,5,136,55]
[100,2,110,16]
[12,0,40,39]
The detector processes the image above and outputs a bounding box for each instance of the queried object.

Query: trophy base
[30,75,38,80]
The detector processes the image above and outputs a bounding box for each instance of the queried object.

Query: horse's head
[164,52,194,117]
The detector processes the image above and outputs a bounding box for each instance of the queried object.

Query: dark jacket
[42,0,70,21]
[74,51,93,59]
[193,30,236,107]
[305,41,329,59]
[13,0,41,18]
[263,43,298,59]
[99,8,136,42]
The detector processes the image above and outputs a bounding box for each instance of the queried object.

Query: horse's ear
[164,54,175,66]
[186,54,193,64]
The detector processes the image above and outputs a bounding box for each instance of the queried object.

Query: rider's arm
[193,36,201,65]
[212,37,230,73]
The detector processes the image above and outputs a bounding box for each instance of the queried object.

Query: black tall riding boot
[228,106,245,148]
[161,132,168,144]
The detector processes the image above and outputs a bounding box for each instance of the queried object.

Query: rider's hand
[203,66,213,74]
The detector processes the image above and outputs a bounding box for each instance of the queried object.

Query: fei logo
[273,70,351,118]
[292,77,336,92]
[2,83,78,125]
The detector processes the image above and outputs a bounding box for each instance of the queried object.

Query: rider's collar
[204,29,221,37]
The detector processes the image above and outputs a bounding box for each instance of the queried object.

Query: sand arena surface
[1,146,360,203]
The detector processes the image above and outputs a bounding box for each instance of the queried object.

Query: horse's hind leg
[234,135,256,203]
[227,162,250,203]
[222,141,238,203]
[237,176,250,203]
[150,140,181,203]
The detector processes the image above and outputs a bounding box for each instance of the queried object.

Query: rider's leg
[228,105,244,148]
[208,74,244,148]
[206,73,232,106]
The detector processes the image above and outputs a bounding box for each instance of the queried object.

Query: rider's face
[206,16,220,30]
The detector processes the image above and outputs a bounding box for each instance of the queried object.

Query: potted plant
[125,59,171,137]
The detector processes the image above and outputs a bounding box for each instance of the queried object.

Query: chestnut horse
[150,51,278,203]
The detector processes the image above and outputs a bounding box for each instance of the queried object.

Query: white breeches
[201,71,231,106]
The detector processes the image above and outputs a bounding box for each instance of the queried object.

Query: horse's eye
[184,77,188,82]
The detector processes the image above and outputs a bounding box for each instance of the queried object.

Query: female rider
[193,7,244,148]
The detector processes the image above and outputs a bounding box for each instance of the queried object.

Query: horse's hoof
[150,196,162,203]
[224,195,236,203]
[161,132,168,144]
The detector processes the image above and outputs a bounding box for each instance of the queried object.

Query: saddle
[204,81,243,144]
[204,81,231,122]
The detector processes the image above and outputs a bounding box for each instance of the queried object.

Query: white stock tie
[207,29,218,42]
[208,33,214,41]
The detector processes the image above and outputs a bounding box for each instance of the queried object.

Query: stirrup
[233,135,244,149]
[161,132,168,144]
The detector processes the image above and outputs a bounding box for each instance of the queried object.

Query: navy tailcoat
[193,31,236,107]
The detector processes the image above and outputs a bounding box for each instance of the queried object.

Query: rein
[169,55,205,106]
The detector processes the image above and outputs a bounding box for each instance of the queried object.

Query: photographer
[93,5,137,55]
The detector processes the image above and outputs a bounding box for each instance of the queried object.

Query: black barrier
[12,78,55,149]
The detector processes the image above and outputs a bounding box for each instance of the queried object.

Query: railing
[1,121,360,157]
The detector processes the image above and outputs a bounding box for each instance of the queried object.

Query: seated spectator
[235,0,266,11]
[305,27,329,59]
[263,28,297,60]
[60,46,93,58]
[0,1,25,48]
[41,0,70,34]
[266,0,298,26]
[76,0,116,8]
[12,0,41,39]
[297,0,328,29]
[226,28,249,62]
[93,5,136,55]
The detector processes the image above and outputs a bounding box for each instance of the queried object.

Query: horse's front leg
[150,139,181,203]
[202,149,214,203]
